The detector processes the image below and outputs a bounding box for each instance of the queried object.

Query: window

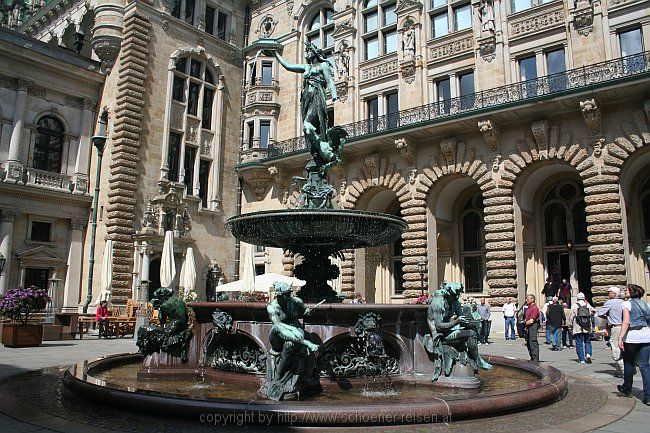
[511,0,532,13]
[217,11,228,40]
[461,194,485,293]
[24,268,49,291]
[170,0,195,24]
[367,97,379,131]
[31,221,52,242]
[205,6,215,34]
[459,71,475,109]
[363,1,397,60]
[620,28,643,56]
[429,1,471,39]
[183,146,196,194]
[198,159,210,207]
[544,204,567,246]
[188,82,200,115]
[172,75,185,102]
[436,78,451,113]
[168,132,181,182]
[519,55,537,97]
[255,264,265,276]
[259,121,271,149]
[202,87,214,128]
[256,245,265,253]
[247,122,255,147]
[261,61,273,85]
[33,116,64,173]
[546,48,566,92]
[171,56,218,132]
[305,7,335,60]
[387,92,399,128]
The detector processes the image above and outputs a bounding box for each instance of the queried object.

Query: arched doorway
[541,180,592,303]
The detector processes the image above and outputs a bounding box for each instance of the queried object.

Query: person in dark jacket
[542,278,557,302]
[546,297,565,351]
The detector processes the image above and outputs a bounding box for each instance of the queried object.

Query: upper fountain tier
[226,208,407,253]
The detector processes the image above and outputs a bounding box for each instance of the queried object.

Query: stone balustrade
[25,167,72,192]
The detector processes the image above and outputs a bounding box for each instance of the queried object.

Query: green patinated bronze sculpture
[258,282,320,401]
[424,282,492,382]
[266,42,347,209]
[136,287,193,363]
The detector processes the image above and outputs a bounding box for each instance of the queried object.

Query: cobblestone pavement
[0,335,647,433]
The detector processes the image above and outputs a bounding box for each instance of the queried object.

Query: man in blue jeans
[503,297,517,340]
[546,297,565,350]
[570,292,595,363]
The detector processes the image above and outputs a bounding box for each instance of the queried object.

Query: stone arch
[169,47,224,78]
[293,0,333,30]
[615,100,650,293]
[414,138,491,297]
[31,108,72,133]
[341,155,412,300]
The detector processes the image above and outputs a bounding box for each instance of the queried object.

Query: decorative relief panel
[170,102,185,130]
[360,59,398,82]
[509,7,565,39]
[428,35,473,62]
[186,118,200,144]
[201,131,214,158]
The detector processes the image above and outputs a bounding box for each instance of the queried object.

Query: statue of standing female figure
[266,42,348,208]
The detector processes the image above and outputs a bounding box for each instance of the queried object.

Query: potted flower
[0,286,49,347]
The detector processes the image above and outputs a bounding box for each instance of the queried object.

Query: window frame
[32,116,65,173]
[305,6,335,61]
[428,0,472,40]
[362,1,398,61]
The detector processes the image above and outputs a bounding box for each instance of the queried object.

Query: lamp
[418,258,427,297]
[0,253,6,273]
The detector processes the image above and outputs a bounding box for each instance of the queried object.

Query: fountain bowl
[226,209,408,251]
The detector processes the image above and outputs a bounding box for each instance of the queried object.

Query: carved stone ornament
[530,119,549,153]
[396,137,416,166]
[573,1,594,37]
[477,119,500,152]
[400,57,417,84]
[258,15,277,38]
[361,59,398,81]
[70,217,88,230]
[478,35,496,62]
[268,165,289,188]
[286,1,294,15]
[439,137,457,166]
[332,18,356,38]
[335,79,349,102]
[509,8,564,38]
[364,153,380,179]
[429,36,473,61]
[395,0,424,13]
[580,98,601,135]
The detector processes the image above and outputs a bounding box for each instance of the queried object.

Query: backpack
[576,304,592,331]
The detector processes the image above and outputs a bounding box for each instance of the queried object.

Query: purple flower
[0,286,50,325]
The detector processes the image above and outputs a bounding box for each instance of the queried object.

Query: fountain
[62,40,567,425]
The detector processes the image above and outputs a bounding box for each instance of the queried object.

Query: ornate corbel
[439,137,457,167]
[573,1,594,37]
[531,120,549,157]
[478,35,496,62]
[364,153,380,179]
[395,137,416,167]
[580,98,601,135]
[477,119,500,152]
[268,165,289,189]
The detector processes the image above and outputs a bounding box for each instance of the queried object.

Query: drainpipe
[82,108,109,313]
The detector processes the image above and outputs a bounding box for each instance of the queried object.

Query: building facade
[0,0,648,312]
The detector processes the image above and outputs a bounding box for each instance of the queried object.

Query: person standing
[524,294,540,362]
[503,297,517,340]
[597,287,624,377]
[477,298,491,344]
[546,297,565,351]
[542,277,557,302]
[617,284,650,405]
[558,278,572,306]
[570,292,595,363]
[560,299,574,348]
[95,300,110,338]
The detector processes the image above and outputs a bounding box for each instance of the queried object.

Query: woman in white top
[617,284,650,405]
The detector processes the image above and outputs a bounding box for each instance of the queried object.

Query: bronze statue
[265,42,347,208]
[258,282,319,401]
[424,282,492,382]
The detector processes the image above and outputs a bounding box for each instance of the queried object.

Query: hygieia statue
[265,42,348,209]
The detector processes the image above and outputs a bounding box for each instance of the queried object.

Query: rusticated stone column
[400,197,428,297]
[340,249,355,299]
[105,12,151,306]
[281,250,294,276]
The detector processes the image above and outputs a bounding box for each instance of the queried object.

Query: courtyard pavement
[0,333,648,432]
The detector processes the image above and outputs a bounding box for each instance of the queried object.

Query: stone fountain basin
[226,209,408,250]
[63,352,567,425]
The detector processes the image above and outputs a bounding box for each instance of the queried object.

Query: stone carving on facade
[335,80,349,102]
[395,137,415,166]
[73,175,89,194]
[402,21,416,59]
[478,119,500,152]
[64,96,84,109]
[396,0,424,13]
[201,133,213,157]
[335,41,350,78]
[257,15,277,38]
[286,1,294,15]
[580,99,601,135]
[491,154,502,172]
[439,137,457,167]
[70,217,87,230]
[268,165,289,189]
[400,59,417,84]
[573,1,594,37]
[364,153,380,179]
[428,36,473,61]
[478,0,495,35]
[29,86,46,98]
[531,120,549,156]
[361,59,398,81]
[509,8,564,38]
[138,182,192,238]
[0,208,21,222]
[332,18,356,38]
[478,35,496,62]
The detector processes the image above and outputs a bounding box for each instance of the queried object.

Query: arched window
[461,193,485,293]
[167,56,217,208]
[33,116,64,173]
[305,7,335,62]
[544,203,567,246]
[362,1,397,60]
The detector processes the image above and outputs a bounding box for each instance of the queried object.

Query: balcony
[242,51,650,165]
[25,168,72,192]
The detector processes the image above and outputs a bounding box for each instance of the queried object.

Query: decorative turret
[91,0,124,70]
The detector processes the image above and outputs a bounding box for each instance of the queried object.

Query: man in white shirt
[503,297,517,340]
[597,287,624,376]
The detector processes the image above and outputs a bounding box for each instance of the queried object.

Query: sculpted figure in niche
[479,0,495,34]
[336,42,350,78]
[403,24,416,58]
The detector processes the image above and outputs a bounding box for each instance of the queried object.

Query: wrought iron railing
[259,51,649,161]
